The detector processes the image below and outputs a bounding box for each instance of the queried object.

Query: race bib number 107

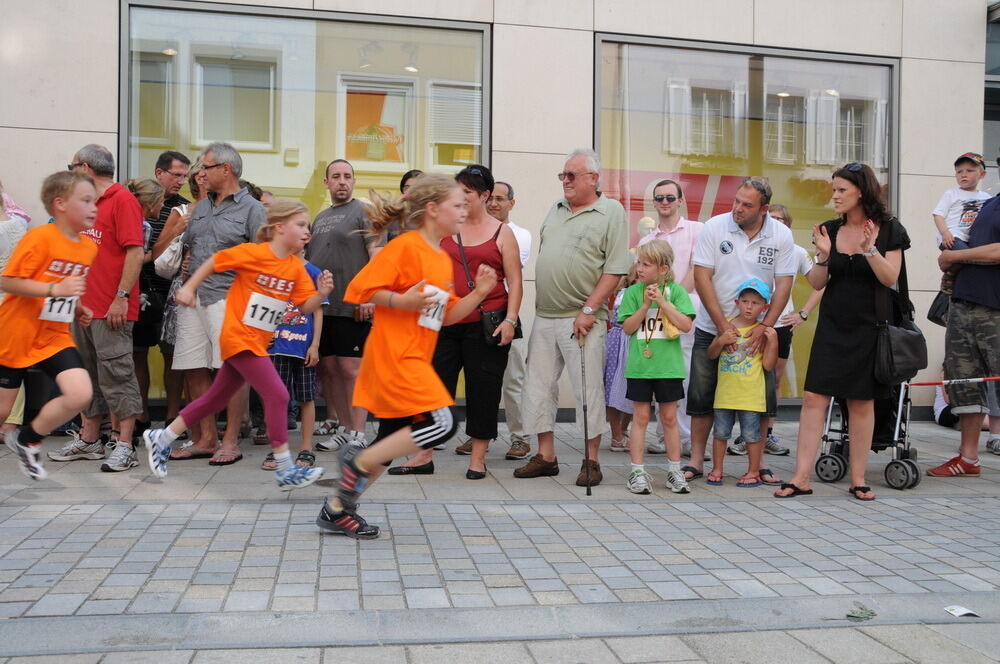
[243,292,287,332]
[39,296,78,323]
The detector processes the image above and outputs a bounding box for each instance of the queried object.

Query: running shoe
[727,436,748,456]
[926,455,980,477]
[5,430,47,480]
[987,438,1000,456]
[626,469,651,494]
[315,502,380,539]
[316,426,349,452]
[345,430,369,450]
[47,431,106,462]
[275,464,325,491]
[101,441,139,473]
[144,429,171,479]
[665,469,691,494]
[647,437,666,454]
[764,433,790,456]
[337,444,371,511]
[610,437,629,452]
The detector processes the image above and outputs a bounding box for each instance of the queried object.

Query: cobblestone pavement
[0,419,998,661]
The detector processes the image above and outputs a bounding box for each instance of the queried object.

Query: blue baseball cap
[737,278,771,303]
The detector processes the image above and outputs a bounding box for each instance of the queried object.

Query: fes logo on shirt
[254,273,296,295]
[45,260,91,278]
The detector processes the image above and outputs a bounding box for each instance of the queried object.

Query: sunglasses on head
[653,194,677,203]
[845,162,864,172]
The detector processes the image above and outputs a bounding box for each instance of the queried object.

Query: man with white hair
[514,149,631,486]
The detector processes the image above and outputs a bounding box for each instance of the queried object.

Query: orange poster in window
[345,90,405,163]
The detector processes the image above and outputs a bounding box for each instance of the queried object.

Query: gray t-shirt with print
[305,198,372,318]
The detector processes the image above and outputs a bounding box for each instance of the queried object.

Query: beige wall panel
[0,127,119,226]
[909,288,945,406]
[753,0,902,56]
[2,0,118,133]
[494,0,593,31]
[492,25,594,153]
[896,174,956,294]
[902,0,986,63]
[313,0,493,22]
[899,59,984,177]
[594,0,752,43]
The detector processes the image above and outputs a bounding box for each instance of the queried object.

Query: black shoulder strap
[455,234,475,290]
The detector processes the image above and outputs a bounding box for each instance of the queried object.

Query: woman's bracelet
[47,282,55,297]
[387,292,394,308]
[814,256,829,266]
[503,318,517,326]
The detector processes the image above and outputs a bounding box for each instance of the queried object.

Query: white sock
[667,460,682,473]
[162,428,180,444]
[274,450,292,472]
[961,455,980,466]
[630,463,644,473]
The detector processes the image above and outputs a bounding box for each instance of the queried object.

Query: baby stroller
[815,384,921,490]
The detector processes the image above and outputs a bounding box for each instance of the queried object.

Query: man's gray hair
[77,144,115,178]
[203,142,243,178]
[565,148,601,187]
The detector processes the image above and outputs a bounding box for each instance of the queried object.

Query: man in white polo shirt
[684,177,795,482]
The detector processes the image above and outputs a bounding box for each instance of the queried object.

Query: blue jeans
[713,409,761,442]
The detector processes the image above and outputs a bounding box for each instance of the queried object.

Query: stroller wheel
[815,453,847,483]
[902,459,921,488]
[884,459,914,490]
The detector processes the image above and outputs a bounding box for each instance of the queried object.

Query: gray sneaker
[48,431,106,461]
[764,433,790,456]
[727,436,748,456]
[646,437,666,454]
[665,469,691,494]
[987,438,1000,456]
[681,440,711,461]
[101,441,139,472]
[626,469,651,494]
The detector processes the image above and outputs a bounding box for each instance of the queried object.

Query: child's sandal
[260,452,276,471]
[706,471,724,486]
[295,450,316,468]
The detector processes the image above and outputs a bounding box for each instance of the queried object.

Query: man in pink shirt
[638,179,703,458]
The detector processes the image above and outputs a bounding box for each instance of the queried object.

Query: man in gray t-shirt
[305,159,377,449]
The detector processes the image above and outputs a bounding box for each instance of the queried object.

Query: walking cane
[578,333,592,497]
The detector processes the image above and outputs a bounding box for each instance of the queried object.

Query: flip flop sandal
[252,428,269,445]
[170,448,215,460]
[209,449,243,466]
[261,452,276,471]
[706,472,724,486]
[682,464,703,480]
[759,468,783,485]
[774,482,813,498]
[737,474,762,488]
[849,485,876,501]
[295,450,316,468]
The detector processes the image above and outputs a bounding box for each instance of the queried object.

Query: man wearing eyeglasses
[515,149,631,487]
[638,179,703,460]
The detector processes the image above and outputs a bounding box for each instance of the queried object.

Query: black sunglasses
[653,194,677,203]
[845,162,864,172]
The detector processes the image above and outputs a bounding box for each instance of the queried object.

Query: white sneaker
[316,426,349,452]
[646,438,666,454]
[144,428,171,479]
[987,438,1000,456]
[101,441,139,472]
[346,430,369,450]
[610,437,629,452]
[764,433,790,456]
[47,431,106,461]
[5,430,48,480]
[626,469,651,494]
[680,440,711,461]
[665,469,690,494]
[727,436,748,456]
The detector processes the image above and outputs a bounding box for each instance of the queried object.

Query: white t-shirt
[932,188,991,244]
[780,244,814,318]
[693,213,796,335]
[507,220,532,268]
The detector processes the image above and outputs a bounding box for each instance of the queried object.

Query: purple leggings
[179,351,289,448]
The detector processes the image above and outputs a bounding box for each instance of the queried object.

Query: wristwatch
[798,310,809,321]
[863,247,878,257]
[581,305,596,316]
[116,289,130,300]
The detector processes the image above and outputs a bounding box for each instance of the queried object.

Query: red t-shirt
[80,182,144,320]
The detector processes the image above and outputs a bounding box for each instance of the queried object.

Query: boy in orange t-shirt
[316,174,498,539]
[1,172,98,481]
[144,200,333,491]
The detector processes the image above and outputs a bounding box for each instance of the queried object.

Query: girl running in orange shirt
[316,173,498,539]
[145,200,333,490]
[1,171,98,480]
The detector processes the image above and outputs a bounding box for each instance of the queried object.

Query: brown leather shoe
[513,454,559,478]
[505,440,530,460]
[455,439,473,455]
[575,459,602,487]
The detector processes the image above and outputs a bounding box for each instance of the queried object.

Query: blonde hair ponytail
[126,178,165,219]
[256,198,308,242]
[367,173,458,238]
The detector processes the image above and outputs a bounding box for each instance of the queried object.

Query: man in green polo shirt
[514,148,631,487]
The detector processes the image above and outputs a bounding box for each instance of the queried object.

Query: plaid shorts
[271,354,316,404]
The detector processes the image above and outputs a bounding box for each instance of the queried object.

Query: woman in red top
[389,165,523,479]
[316,173,498,539]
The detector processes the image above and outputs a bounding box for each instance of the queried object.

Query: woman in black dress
[775,163,909,501]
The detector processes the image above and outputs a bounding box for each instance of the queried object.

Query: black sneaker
[316,503,380,539]
[337,444,371,513]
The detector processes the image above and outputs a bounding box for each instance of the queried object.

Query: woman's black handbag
[455,232,522,346]
[926,289,950,327]
[873,229,927,385]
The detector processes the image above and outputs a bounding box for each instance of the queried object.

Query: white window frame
[192,56,278,152]
[131,51,174,147]
[425,80,483,170]
[335,73,416,174]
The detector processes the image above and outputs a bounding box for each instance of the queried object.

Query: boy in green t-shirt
[618,240,696,495]
[706,278,778,488]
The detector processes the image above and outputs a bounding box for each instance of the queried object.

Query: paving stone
[605,635,702,663]
[860,625,998,664]
[408,643,533,664]
[789,627,910,664]
[684,630,831,663]
[527,638,619,664]
[24,593,88,616]
[192,649,321,663]
[323,646,408,664]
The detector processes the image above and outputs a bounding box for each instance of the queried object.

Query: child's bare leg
[628,402,651,466]
[659,401,681,463]
[711,438,727,476]
[328,427,422,512]
[608,407,624,441]
[299,401,315,453]
[746,440,764,477]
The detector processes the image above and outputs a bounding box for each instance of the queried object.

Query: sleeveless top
[441,224,508,324]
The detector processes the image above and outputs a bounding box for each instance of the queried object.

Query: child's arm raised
[707,329,738,359]
[299,271,334,315]
[761,326,779,371]
[621,286,651,335]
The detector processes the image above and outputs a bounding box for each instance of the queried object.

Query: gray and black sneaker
[764,433,790,456]
[727,436,748,456]
[101,441,139,472]
[5,430,47,480]
[316,502,380,539]
[48,431,106,462]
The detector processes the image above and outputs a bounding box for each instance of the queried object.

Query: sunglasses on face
[653,194,677,203]
[557,171,594,182]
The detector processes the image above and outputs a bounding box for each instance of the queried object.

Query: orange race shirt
[344,230,459,419]
[0,224,97,368]
[212,243,317,361]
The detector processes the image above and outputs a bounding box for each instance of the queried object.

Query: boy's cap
[954,152,985,169]
[737,278,771,303]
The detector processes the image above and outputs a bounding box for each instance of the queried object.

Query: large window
[599,38,894,396]
[126,5,487,210]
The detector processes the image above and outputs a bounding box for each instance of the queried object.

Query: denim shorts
[713,409,761,442]
[688,328,777,418]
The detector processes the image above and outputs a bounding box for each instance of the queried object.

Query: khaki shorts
[520,316,609,438]
[172,298,226,371]
[73,319,142,419]
[945,299,1000,415]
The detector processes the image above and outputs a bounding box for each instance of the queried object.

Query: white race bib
[641,307,668,340]
[242,292,287,332]
[418,285,449,331]
[39,296,78,323]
